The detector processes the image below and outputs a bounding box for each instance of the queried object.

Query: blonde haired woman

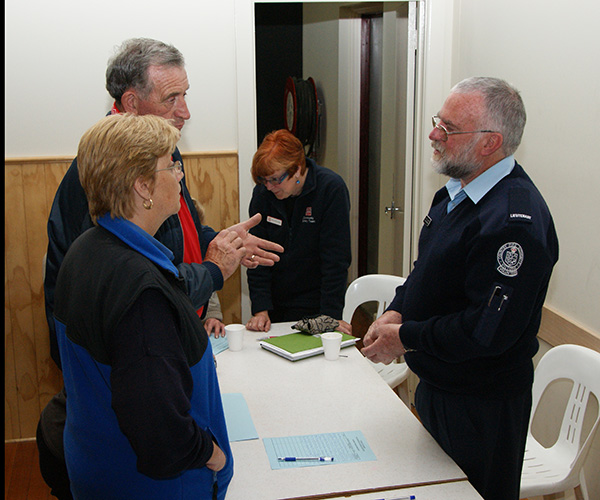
[54,114,234,499]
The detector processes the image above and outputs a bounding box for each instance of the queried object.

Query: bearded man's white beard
[431,139,484,179]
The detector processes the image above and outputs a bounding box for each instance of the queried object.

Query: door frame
[234,0,455,321]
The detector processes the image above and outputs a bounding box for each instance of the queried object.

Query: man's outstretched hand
[227,214,284,269]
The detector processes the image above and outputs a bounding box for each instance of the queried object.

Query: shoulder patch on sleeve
[497,242,524,277]
[508,187,532,223]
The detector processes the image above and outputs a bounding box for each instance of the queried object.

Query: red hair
[251,129,306,184]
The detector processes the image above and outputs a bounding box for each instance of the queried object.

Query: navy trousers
[415,381,531,500]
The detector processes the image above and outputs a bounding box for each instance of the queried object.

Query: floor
[5,439,52,500]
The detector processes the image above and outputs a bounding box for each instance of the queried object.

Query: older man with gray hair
[362,77,559,500]
[38,38,283,499]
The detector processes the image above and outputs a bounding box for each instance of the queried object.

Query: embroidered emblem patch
[302,206,315,223]
[497,242,524,277]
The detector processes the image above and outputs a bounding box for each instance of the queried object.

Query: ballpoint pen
[277,456,334,462]
[373,496,416,500]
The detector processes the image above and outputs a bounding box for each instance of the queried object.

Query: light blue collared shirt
[445,155,515,213]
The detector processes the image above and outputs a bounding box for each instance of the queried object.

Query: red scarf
[178,194,204,317]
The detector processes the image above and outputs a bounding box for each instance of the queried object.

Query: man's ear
[121,90,139,114]
[481,132,504,157]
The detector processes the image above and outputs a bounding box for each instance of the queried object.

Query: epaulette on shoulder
[508,187,533,224]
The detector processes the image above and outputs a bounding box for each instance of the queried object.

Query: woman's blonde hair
[77,113,180,223]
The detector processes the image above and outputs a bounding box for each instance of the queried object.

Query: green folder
[259,332,358,361]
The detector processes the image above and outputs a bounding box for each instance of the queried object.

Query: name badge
[267,216,282,226]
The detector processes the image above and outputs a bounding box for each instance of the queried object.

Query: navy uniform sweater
[392,163,559,397]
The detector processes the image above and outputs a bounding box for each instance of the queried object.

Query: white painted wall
[4,0,239,156]
[450,0,600,333]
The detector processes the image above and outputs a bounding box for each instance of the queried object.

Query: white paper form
[263,430,376,469]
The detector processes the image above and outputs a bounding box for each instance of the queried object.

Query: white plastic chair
[520,344,600,500]
[343,274,410,391]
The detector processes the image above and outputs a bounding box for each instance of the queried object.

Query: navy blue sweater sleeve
[247,189,275,314]
[399,219,556,361]
[177,261,224,310]
[317,178,351,318]
[109,288,215,479]
[45,158,94,368]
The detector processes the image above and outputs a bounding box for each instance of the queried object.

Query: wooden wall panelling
[539,305,600,352]
[5,252,20,439]
[5,160,71,440]
[5,164,43,439]
[24,164,58,412]
[5,153,240,440]
[182,153,242,324]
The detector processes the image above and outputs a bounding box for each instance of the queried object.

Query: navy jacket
[391,163,559,397]
[44,148,221,368]
[247,159,351,319]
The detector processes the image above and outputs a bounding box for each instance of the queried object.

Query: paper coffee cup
[321,332,342,361]
[225,324,245,351]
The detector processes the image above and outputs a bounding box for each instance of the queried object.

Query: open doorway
[361,12,384,276]
[254,2,418,282]
[254,3,303,146]
[237,0,456,323]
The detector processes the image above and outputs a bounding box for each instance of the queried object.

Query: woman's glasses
[156,160,183,174]
[257,171,289,186]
